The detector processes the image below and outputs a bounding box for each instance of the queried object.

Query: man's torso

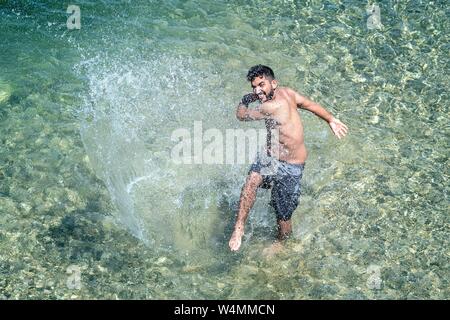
[262,87,307,164]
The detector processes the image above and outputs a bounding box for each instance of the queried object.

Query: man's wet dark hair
[246,65,275,82]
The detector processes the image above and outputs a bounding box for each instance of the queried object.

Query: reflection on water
[0,0,448,299]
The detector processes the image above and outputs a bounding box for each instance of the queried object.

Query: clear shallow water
[0,0,448,299]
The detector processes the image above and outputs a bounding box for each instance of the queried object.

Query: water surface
[0,0,448,299]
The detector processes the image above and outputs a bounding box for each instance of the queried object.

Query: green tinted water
[0,0,448,299]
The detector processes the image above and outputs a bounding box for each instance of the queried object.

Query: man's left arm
[293,90,349,139]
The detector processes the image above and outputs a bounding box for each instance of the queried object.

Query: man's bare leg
[277,218,292,240]
[262,218,292,257]
[229,172,262,251]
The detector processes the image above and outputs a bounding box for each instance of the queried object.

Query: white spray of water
[76,52,250,253]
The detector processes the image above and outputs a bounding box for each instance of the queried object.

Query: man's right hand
[241,93,258,107]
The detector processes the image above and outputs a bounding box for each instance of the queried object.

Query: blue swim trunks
[248,153,305,221]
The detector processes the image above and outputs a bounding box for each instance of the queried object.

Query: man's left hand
[329,118,349,139]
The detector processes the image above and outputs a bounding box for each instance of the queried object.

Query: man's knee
[277,218,292,240]
[246,172,263,190]
[277,218,292,229]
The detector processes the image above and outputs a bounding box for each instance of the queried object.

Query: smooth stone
[0,81,12,104]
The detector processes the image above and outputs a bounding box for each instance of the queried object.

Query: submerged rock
[0,80,12,104]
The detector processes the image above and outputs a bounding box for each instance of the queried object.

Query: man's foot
[262,241,284,259]
[229,228,244,251]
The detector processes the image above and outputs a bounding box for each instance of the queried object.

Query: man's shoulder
[277,87,302,106]
[279,87,306,106]
[279,87,296,94]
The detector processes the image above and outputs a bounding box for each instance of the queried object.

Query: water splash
[75,51,245,253]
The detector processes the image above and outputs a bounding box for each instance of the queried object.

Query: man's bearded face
[251,76,275,102]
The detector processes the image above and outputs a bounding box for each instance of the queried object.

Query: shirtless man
[229,65,348,252]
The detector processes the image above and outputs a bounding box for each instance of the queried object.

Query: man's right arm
[236,93,268,121]
[236,104,268,121]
